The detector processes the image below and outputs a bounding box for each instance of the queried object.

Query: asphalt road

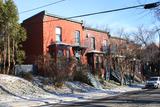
[42,88,160,107]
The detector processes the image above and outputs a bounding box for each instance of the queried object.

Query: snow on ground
[110,84,144,93]
[0,74,143,107]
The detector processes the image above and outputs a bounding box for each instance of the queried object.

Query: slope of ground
[0,74,143,107]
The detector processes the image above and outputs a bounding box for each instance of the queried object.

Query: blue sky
[13,0,159,35]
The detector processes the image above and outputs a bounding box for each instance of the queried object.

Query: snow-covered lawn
[0,74,143,107]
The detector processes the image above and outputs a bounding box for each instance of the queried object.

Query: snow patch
[0,74,142,107]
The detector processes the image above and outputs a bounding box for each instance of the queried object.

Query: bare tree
[110,28,132,85]
[110,28,143,85]
[131,25,160,77]
[132,25,155,47]
[154,5,160,21]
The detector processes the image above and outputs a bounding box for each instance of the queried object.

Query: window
[75,50,80,60]
[55,27,62,42]
[57,50,63,57]
[75,30,80,45]
[102,40,109,52]
[96,56,99,69]
[103,40,108,46]
[66,50,70,59]
[111,44,117,53]
[66,50,70,62]
[91,37,95,49]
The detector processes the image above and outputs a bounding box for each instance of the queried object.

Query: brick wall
[22,11,110,65]
[22,12,44,64]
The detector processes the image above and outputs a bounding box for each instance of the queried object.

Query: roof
[22,11,45,23]
[84,27,109,34]
[22,11,110,35]
[110,36,140,46]
[23,11,83,24]
[110,36,127,41]
[45,11,83,24]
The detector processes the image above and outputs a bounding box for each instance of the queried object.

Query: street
[47,88,160,107]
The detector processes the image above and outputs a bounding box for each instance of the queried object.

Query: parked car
[145,77,160,89]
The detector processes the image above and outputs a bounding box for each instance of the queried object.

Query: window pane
[55,27,62,42]
[55,27,61,34]
[57,50,63,57]
[103,40,107,46]
[56,35,61,42]
[75,51,80,60]
[91,37,95,49]
[102,40,109,52]
[66,50,70,58]
[75,30,80,44]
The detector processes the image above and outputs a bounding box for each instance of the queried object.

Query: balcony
[71,40,89,49]
[110,45,118,54]
[71,40,88,55]
[49,41,71,49]
[101,45,109,53]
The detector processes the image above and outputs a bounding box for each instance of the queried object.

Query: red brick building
[23,11,83,63]
[22,11,110,76]
[83,27,109,75]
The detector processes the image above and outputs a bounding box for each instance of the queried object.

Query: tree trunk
[12,40,15,75]
[0,54,2,73]
[120,75,124,86]
[7,35,10,74]
[120,68,124,86]
[120,63,125,86]
[3,39,7,74]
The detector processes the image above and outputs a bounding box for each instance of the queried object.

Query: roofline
[44,11,83,24]
[23,10,83,24]
[84,27,109,34]
[110,36,141,46]
[110,36,127,41]
[22,11,45,23]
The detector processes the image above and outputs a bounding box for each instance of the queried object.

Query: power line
[19,0,68,14]
[66,2,160,19]
[43,2,160,23]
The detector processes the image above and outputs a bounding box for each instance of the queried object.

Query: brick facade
[23,11,131,78]
[22,12,44,64]
[22,11,110,64]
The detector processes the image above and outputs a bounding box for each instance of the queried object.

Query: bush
[73,64,92,85]
[54,82,64,88]
[42,78,51,85]
[36,55,77,84]
[21,72,33,81]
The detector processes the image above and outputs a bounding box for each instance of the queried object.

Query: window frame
[91,37,95,49]
[55,27,62,42]
[103,40,108,46]
[75,30,80,45]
